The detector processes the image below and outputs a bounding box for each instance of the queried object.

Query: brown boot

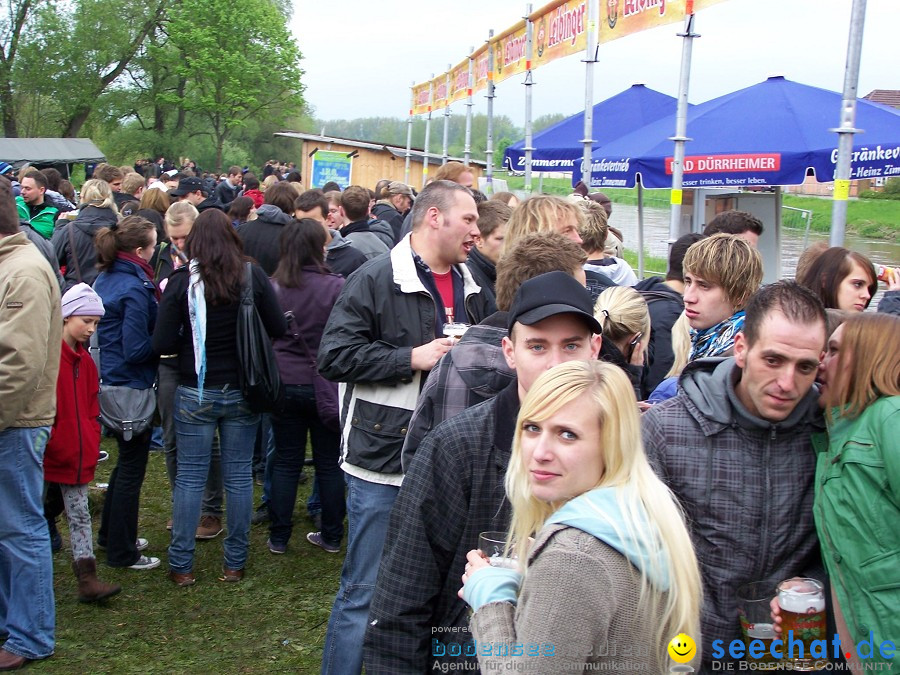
[73,557,122,603]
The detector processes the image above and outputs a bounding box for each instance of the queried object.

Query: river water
[611,202,900,306]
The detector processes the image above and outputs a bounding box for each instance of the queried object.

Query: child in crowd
[45,283,121,603]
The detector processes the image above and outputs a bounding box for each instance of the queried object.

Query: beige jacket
[0,232,62,430]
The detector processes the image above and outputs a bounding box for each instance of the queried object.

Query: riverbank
[501,176,900,241]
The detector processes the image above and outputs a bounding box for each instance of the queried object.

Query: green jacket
[15,195,59,239]
[814,396,900,665]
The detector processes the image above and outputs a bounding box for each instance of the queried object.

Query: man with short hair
[339,186,391,260]
[169,176,221,212]
[121,173,145,202]
[642,280,827,672]
[15,172,59,240]
[465,200,511,311]
[703,209,765,248]
[0,178,61,670]
[294,190,366,279]
[364,271,602,673]
[634,232,706,396]
[214,166,243,208]
[94,165,130,208]
[402,231,589,465]
[577,199,637,288]
[317,180,492,675]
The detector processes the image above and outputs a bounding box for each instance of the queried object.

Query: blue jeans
[168,386,259,573]
[0,427,55,660]
[269,385,344,546]
[321,474,398,675]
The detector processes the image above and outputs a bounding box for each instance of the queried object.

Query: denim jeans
[0,427,55,660]
[254,415,275,505]
[158,358,223,516]
[269,385,344,546]
[321,474,398,675]
[168,385,259,573]
[98,429,152,566]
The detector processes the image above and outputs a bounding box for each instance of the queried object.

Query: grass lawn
[38,437,341,673]
[503,175,900,239]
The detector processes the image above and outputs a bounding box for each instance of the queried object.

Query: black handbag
[236,262,284,413]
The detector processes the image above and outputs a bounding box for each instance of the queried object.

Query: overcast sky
[291,0,898,127]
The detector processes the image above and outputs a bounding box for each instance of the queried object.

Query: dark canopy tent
[0,138,106,175]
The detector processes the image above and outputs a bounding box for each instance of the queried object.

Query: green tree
[166,0,304,170]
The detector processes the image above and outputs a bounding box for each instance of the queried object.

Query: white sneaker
[136,538,149,552]
[97,450,109,462]
[128,555,160,571]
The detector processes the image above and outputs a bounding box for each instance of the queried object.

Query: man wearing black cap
[169,177,222,212]
[364,271,602,674]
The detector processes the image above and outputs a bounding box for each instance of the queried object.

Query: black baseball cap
[169,177,207,197]
[507,271,602,335]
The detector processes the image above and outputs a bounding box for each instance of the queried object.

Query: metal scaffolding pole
[442,67,451,166]
[405,82,414,185]
[830,0,867,246]
[422,78,433,190]
[485,30,495,195]
[580,0,598,189]
[523,3,535,193]
[464,48,474,167]
[668,2,699,245]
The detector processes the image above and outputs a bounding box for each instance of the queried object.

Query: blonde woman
[460,361,702,672]
[594,286,651,399]
[52,178,119,291]
[647,312,691,403]
[502,194,584,254]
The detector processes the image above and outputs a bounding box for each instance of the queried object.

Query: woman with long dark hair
[153,209,285,586]
[796,246,878,312]
[92,215,160,570]
[267,219,346,554]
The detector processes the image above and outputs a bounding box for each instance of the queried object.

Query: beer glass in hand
[776,578,827,671]
[737,581,779,670]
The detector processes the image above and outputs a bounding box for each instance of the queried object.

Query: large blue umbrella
[504,84,679,173]
[577,76,900,189]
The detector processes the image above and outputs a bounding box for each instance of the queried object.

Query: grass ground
[37,437,340,673]
[503,175,900,239]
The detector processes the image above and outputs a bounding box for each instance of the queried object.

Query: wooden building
[274,131,484,191]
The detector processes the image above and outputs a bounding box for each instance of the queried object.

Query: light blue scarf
[187,259,207,400]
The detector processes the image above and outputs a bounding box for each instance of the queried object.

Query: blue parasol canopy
[576,76,900,189]
[504,84,679,173]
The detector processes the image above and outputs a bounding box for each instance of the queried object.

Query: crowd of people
[0,155,898,673]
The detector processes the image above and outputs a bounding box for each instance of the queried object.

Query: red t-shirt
[432,270,455,324]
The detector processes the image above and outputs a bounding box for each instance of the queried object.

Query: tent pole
[464,48,474,167]
[830,0,867,247]
[442,67,451,166]
[668,3,699,246]
[580,0,599,189]
[423,78,433,190]
[637,176,645,278]
[405,82,414,185]
[486,30,495,195]
[524,4,534,193]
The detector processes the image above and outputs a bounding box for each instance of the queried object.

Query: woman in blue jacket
[93,215,160,570]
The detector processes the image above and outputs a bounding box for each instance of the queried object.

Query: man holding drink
[642,282,829,673]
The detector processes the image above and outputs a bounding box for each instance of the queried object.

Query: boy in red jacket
[46,283,121,602]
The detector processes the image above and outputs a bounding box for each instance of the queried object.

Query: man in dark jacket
[364,271,602,674]
[236,182,296,275]
[294,190,366,279]
[214,166,243,208]
[52,204,119,291]
[465,200,511,314]
[633,232,705,397]
[339,186,390,260]
[316,180,491,675]
[641,281,828,673]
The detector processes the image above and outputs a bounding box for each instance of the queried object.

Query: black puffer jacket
[372,201,404,243]
[236,205,293,276]
[52,206,119,291]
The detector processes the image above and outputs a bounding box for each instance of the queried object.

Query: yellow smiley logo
[667,633,696,664]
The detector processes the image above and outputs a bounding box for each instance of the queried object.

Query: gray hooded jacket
[641,357,825,670]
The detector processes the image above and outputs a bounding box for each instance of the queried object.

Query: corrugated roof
[274,131,486,166]
[864,90,900,108]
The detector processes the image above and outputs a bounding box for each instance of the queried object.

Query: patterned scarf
[187,259,207,400]
[690,310,745,361]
